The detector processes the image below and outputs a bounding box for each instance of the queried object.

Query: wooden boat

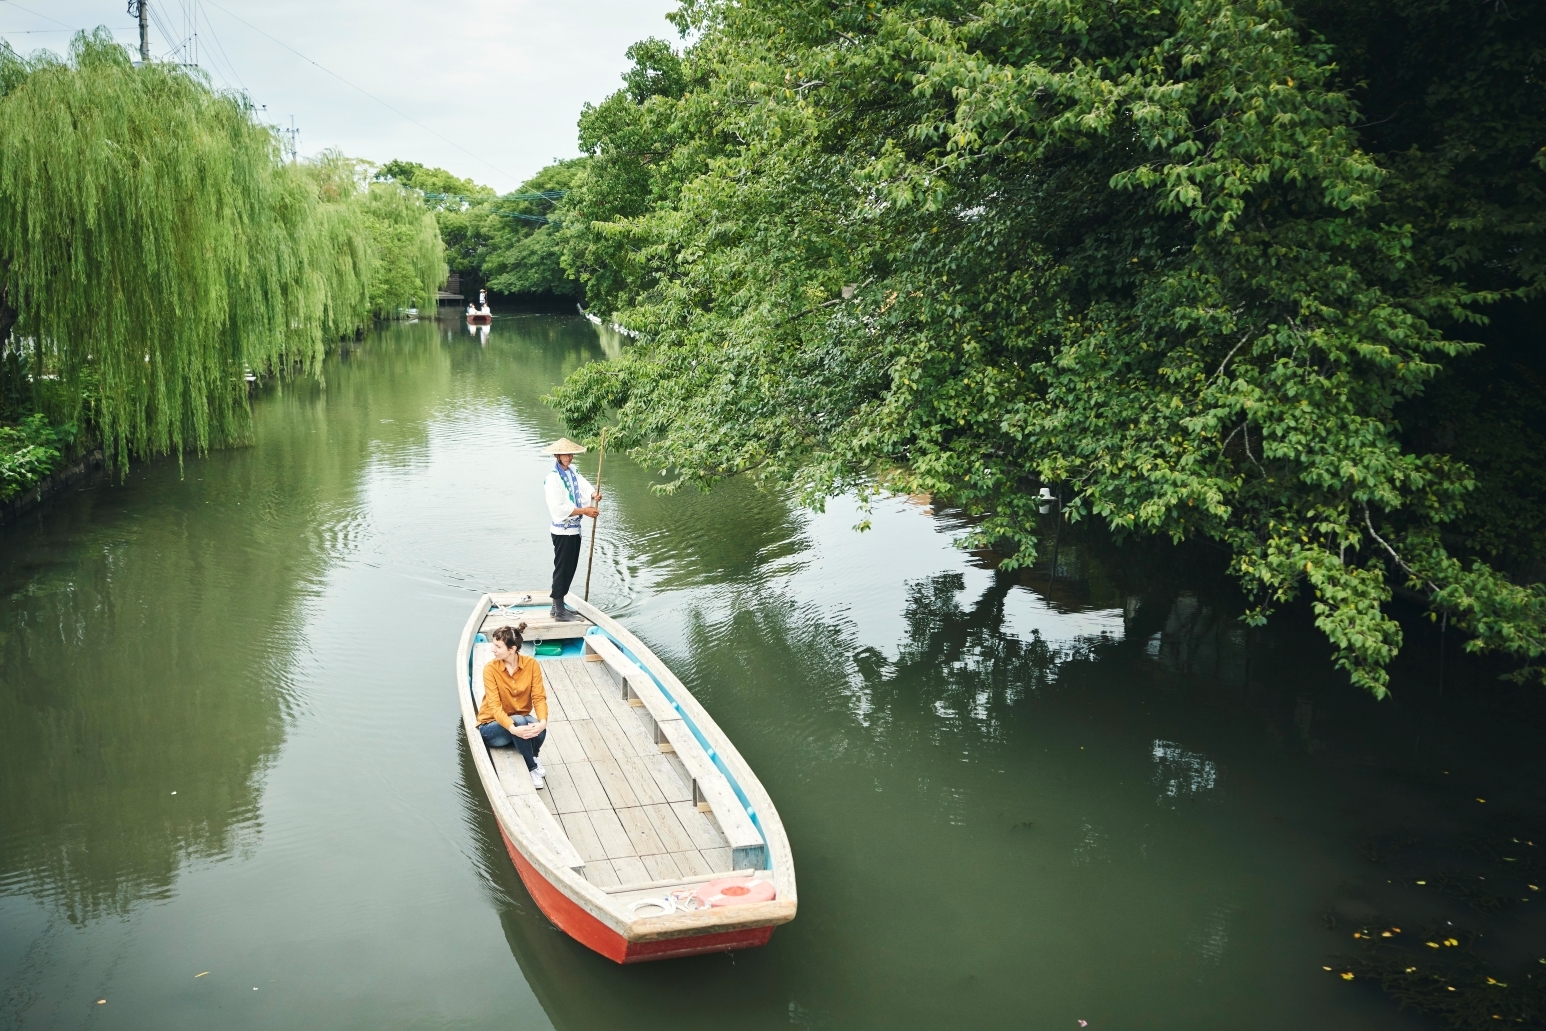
[456,591,797,963]
[466,311,492,324]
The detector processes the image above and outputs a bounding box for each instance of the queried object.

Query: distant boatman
[543,437,600,621]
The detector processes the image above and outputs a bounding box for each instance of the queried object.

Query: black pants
[551,533,581,605]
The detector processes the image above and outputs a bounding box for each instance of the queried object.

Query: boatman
[543,437,600,621]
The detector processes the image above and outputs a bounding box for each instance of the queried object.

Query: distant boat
[457,591,797,963]
[467,307,492,325]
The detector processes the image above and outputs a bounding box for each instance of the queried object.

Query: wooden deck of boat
[475,650,738,890]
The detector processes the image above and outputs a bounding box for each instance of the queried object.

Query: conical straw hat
[543,437,587,455]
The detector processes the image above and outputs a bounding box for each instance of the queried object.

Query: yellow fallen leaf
[1381,931,1393,937]
[1428,942,1441,948]
[1341,972,1354,980]
[1405,967,1417,973]
[1445,938,1459,946]
[1323,966,1333,971]
[1417,880,1428,885]
[1448,987,1457,992]
[195,971,209,978]
[1478,798,1487,803]
[97,1000,106,1005]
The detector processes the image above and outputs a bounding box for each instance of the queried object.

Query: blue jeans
[479,715,546,770]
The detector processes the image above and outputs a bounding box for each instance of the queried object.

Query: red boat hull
[498,823,776,963]
[467,315,492,324]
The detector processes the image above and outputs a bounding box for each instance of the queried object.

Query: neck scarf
[556,460,581,514]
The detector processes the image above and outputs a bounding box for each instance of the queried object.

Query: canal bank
[1,315,1542,1030]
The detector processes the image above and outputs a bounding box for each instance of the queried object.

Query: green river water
[3,316,1545,1031]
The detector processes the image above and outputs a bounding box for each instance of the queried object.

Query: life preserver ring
[698,877,776,907]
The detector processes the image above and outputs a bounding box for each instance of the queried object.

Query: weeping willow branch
[0,30,397,469]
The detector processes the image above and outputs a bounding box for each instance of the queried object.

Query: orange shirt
[478,655,548,729]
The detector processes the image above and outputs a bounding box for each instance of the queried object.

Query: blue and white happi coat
[543,461,594,536]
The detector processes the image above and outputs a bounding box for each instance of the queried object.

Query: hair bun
[516,621,528,633]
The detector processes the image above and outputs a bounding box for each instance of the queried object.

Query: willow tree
[359,183,447,316]
[0,30,373,468]
[552,0,1546,695]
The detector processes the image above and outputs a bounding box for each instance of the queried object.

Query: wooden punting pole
[583,428,606,602]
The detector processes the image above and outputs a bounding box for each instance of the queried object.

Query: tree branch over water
[547,0,1546,695]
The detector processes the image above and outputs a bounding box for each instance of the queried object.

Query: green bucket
[533,641,564,657]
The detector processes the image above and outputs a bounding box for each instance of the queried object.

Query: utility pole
[126,0,150,63]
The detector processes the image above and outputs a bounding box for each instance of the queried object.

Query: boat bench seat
[583,631,767,870]
[489,746,586,873]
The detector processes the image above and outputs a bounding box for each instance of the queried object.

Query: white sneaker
[530,768,546,790]
[532,760,546,777]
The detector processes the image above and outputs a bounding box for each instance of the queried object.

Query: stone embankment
[0,450,105,526]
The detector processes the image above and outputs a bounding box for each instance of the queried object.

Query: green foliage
[0,31,374,469]
[419,158,587,301]
[298,150,446,316]
[358,183,446,315]
[0,413,73,501]
[548,0,1546,695]
[374,159,495,207]
[558,40,695,304]
[483,159,587,299]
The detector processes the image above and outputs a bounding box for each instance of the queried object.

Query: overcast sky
[4,0,679,191]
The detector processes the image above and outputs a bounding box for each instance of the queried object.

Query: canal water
[3,316,1544,1030]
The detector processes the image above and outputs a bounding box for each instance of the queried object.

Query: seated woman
[477,622,548,789]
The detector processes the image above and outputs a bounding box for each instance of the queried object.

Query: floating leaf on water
[195,971,209,978]
[1381,931,1393,937]
[1341,972,1355,980]
[1323,966,1333,971]
[1428,942,1442,948]
[1417,880,1428,885]
[1445,938,1460,946]
[1405,967,1417,973]
[1477,798,1487,803]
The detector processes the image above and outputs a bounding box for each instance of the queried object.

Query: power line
[146,1,179,58]
[0,27,135,33]
[0,0,78,31]
[199,0,515,180]
[198,2,247,95]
